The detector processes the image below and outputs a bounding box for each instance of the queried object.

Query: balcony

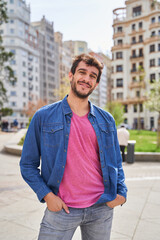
[130,54,144,61]
[149,22,160,30]
[129,81,145,89]
[115,96,147,105]
[113,7,126,24]
[111,44,130,51]
[113,32,125,39]
[144,35,160,44]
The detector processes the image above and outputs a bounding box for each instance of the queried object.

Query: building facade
[32,16,59,104]
[112,0,160,130]
[0,0,40,127]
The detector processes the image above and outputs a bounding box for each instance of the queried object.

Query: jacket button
[57,180,60,183]
[64,149,66,152]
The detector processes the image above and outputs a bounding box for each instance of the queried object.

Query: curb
[3,129,160,162]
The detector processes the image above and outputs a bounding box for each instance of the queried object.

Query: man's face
[69,61,99,99]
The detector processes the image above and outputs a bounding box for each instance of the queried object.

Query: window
[10,91,16,96]
[150,59,155,67]
[133,104,137,112]
[10,49,16,54]
[22,61,26,67]
[132,63,136,72]
[117,92,123,99]
[151,31,156,37]
[139,48,143,56]
[112,53,114,60]
[136,91,140,97]
[10,59,16,65]
[132,77,136,82]
[124,105,128,113]
[116,52,123,59]
[150,73,155,83]
[132,49,136,57]
[159,16,160,22]
[10,19,14,24]
[159,30,160,36]
[10,0,14,3]
[11,102,16,107]
[10,9,14,13]
[139,22,143,28]
[150,44,155,52]
[0,30,3,34]
[158,43,160,51]
[23,72,26,77]
[10,29,14,34]
[132,36,136,44]
[151,17,155,23]
[117,26,123,32]
[117,39,123,45]
[132,24,136,31]
[158,58,160,66]
[23,92,26,97]
[133,6,142,17]
[116,78,123,87]
[139,35,143,42]
[140,104,143,112]
[116,65,123,72]
[23,82,26,87]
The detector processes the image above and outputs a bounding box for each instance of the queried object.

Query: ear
[68,72,73,81]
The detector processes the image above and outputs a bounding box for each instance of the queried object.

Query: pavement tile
[133,219,160,240]
[0,198,41,221]
[111,207,138,238]
[141,201,160,225]
[0,220,37,240]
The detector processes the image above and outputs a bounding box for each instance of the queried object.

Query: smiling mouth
[78,81,91,88]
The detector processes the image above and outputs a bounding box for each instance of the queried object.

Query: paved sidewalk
[0,132,160,240]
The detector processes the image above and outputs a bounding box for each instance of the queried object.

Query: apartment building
[0,0,40,127]
[112,0,160,130]
[89,52,108,108]
[32,16,59,104]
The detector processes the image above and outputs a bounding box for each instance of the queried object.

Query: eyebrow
[77,68,98,77]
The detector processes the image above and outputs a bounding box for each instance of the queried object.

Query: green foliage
[18,117,32,146]
[0,0,17,107]
[0,107,13,116]
[129,130,160,152]
[104,102,124,127]
[145,81,160,148]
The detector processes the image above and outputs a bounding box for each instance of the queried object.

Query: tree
[0,0,16,107]
[145,81,160,148]
[53,77,70,100]
[104,102,124,127]
[23,99,47,118]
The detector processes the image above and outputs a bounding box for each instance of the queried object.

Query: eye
[90,74,97,79]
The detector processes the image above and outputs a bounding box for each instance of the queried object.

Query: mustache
[77,80,92,88]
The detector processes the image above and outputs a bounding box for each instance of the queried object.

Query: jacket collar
[62,95,95,117]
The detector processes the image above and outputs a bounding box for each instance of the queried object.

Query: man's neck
[67,92,90,117]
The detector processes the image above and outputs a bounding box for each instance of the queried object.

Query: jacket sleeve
[20,111,51,202]
[114,123,128,199]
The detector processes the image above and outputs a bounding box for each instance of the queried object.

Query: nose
[83,74,90,82]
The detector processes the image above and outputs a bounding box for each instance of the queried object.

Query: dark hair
[70,54,104,83]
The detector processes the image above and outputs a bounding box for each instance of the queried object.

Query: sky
[28,0,126,55]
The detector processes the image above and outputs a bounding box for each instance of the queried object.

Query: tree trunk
[157,112,160,148]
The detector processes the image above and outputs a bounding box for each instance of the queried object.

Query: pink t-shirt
[58,112,104,208]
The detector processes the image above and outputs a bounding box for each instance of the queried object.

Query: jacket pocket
[99,124,114,149]
[42,124,64,147]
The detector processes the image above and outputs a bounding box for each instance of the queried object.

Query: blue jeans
[38,203,114,240]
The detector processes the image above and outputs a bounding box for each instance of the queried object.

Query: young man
[20,54,127,240]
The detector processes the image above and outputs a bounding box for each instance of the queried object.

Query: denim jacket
[20,96,127,203]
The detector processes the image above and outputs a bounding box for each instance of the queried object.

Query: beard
[70,77,96,99]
